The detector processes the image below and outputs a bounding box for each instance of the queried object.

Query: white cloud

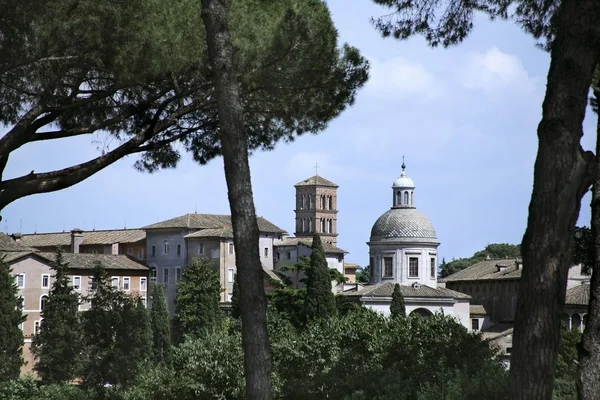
[364,56,441,100]
[459,47,538,95]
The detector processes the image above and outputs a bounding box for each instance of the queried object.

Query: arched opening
[411,191,414,205]
[572,314,582,331]
[321,218,326,233]
[309,218,313,232]
[301,218,306,233]
[308,195,313,209]
[328,196,333,210]
[301,195,306,209]
[40,295,49,311]
[410,308,433,317]
[404,191,409,205]
[561,313,571,330]
[328,219,333,234]
[396,191,401,206]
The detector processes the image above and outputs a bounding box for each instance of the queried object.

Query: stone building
[347,163,471,328]
[143,213,286,311]
[294,175,339,245]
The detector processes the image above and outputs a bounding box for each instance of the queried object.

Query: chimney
[70,228,84,253]
[515,259,522,270]
[11,233,22,242]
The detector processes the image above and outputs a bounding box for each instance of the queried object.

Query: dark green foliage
[114,298,152,388]
[80,262,129,388]
[149,284,171,365]
[554,327,581,400]
[31,249,83,383]
[0,376,100,400]
[573,226,593,274]
[356,265,370,283]
[0,256,26,382]
[390,283,406,318]
[230,273,240,319]
[304,234,337,320]
[269,287,307,328]
[335,294,363,316]
[441,243,521,278]
[174,257,222,339]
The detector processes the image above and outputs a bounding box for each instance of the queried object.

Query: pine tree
[175,257,222,338]
[0,256,26,381]
[304,234,337,320]
[80,261,125,388]
[31,249,82,383]
[114,296,152,387]
[149,284,171,364]
[390,283,406,318]
[231,273,240,319]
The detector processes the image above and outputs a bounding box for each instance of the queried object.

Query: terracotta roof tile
[440,259,522,282]
[18,229,146,248]
[184,228,234,239]
[1,251,148,271]
[565,283,590,306]
[0,234,35,252]
[273,237,347,254]
[143,213,286,233]
[294,175,338,187]
[470,305,489,316]
[346,281,471,299]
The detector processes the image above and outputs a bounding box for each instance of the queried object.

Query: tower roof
[294,175,338,188]
[392,161,415,188]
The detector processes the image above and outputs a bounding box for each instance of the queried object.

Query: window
[34,320,41,335]
[275,252,280,261]
[430,258,436,279]
[163,269,169,284]
[163,240,170,255]
[396,191,401,205]
[301,218,306,233]
[198,243,204,255]
[227,293,233,302]
[471,318,480,331]
[127,247,133,255]
[308,218,313,232]
[264,247,269,258]
[328,219,333,234]
[506,347,512,355]
[73,276,81,291]
[16,274,24,288]
[286,252,291,260]
[308,194,312,209]
[150,268,157,284]
[40,295,48,311]
[301,195,306,209]
[383,257,393,277]
[151,246,156,257]
[123,277,131,291]
[176,267,182,282]
[112,277,119,288]
[177,244,181,257]
[42,274,49,289]
[328,196,333,210]
[409,257,419,278]
[140,297,147,307]
[229,243,234,254]
[321,219,325,233]
[140,277,147,291]
[228,268,234,283]
[404,191,409,204]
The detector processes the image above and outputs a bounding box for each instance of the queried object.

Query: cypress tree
[80,261,124,388]
[231,273,240,319]
[31,249,83,383]
[175,257,222,338]
[150,284,171,364]
[0,256,26,381]
[390,283,406,318]
[304,234,337,320]
[114,296,152,387]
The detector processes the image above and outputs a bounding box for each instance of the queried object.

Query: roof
[346,281,471,299]
[1,251,147,271]
[273,237,347,254]
[0,234,35,252]
[344,263,359,269]
[370,208,438,243]
[262,266,282,283]
[185,228,234,239]
[565,283,590,306]
[17,229,146,248]
[143,213,285,233]
[294,175,338,187]
[470,304,489,316]
[392,170,415,188]
[441,259,522,282]
[481,323,514,342]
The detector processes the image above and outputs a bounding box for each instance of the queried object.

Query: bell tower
[294,167,339,245]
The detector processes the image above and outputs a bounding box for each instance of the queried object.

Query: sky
[2,1,598,267]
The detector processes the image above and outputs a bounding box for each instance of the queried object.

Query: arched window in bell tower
[301,218,306,233]
[404,191,409,205]
[309,195,313,209]
[411,191,414,206]
[321,218,325,233]
[396,191,401,206]
[301,195,306,209]
[309,218,313,232]
[328,219,332,233]
[328,196,333,210]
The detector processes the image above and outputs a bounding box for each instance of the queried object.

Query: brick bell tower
[294,165,339,245]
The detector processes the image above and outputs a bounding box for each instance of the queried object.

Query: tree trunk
[200,0,272,399]
[508,2,600,399]
[577,81,600,400]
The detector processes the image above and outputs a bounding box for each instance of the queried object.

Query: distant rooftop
[294,175,338,188]
[144,213,286,234]
[439,258,522,283]
[15,229,146,248]
[274,237,347,254]
[346,281,471,299]
[1,250,147,271]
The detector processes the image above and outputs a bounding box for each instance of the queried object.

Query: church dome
[370,208,438,243]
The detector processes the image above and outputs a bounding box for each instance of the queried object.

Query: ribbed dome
[392,171,414,188]
[370,208,438,243]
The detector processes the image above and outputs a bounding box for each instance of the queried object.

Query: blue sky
[2,1,597,267]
